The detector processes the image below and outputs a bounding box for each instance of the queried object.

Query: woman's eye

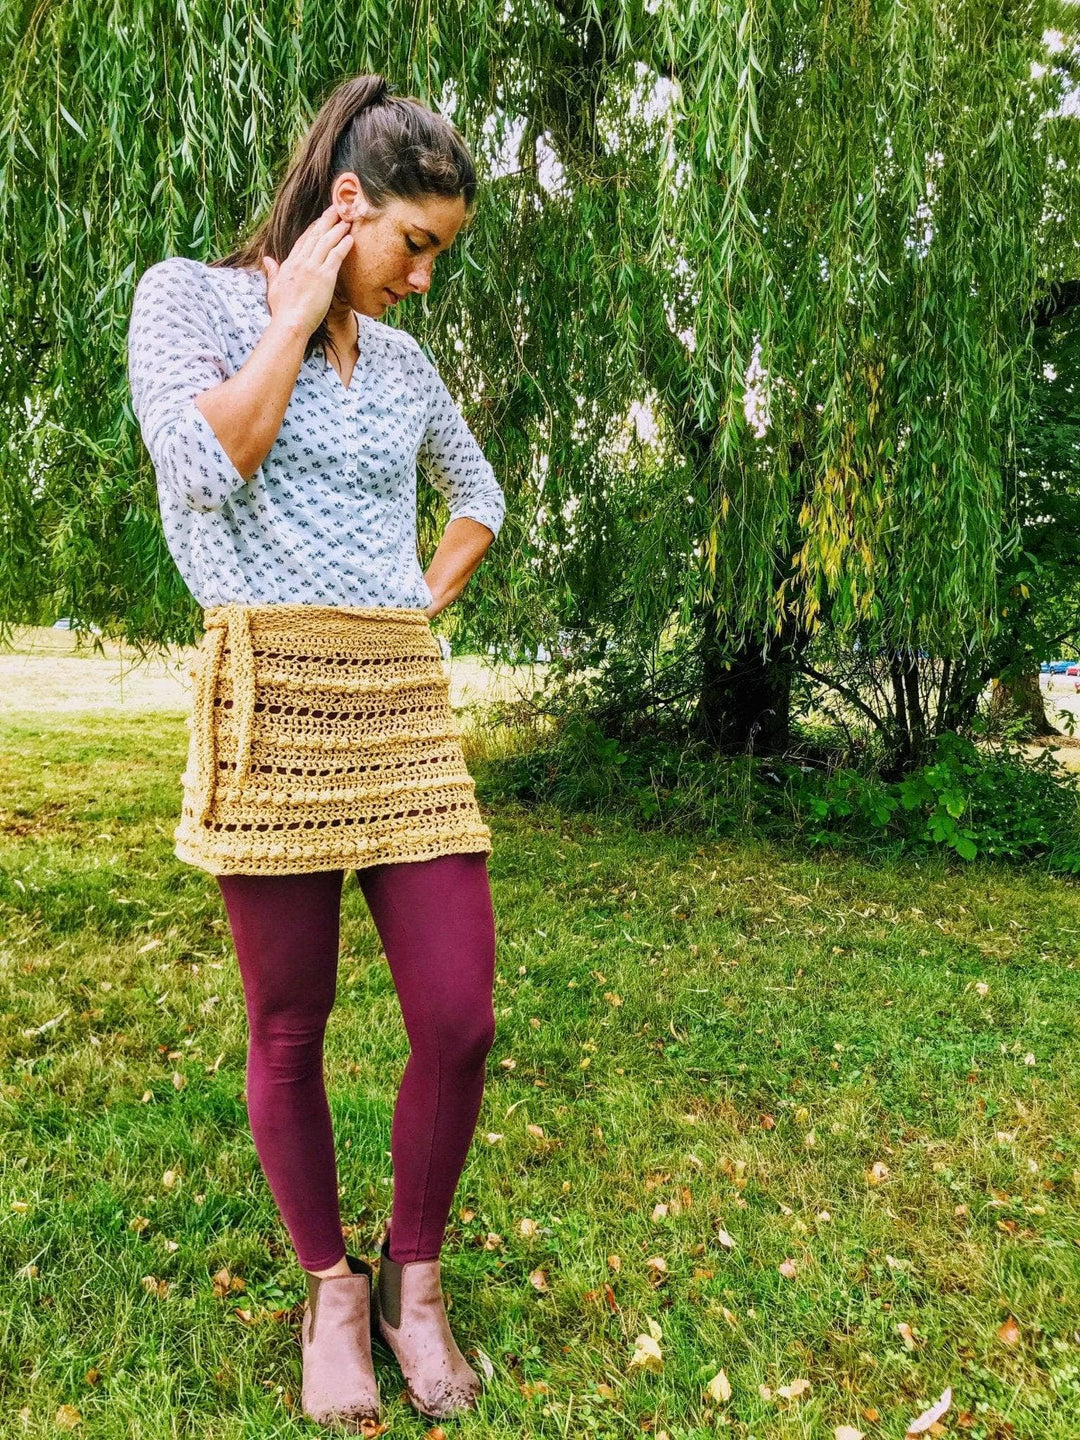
[405,237,423,254]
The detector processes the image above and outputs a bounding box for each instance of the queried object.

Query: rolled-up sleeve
[415,348,505,540]
[127,257,253,514]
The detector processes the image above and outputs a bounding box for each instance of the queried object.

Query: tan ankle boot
[301,1255,381,1430]
[375,1240,480,1419]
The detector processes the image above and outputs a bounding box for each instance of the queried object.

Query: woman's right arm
[189,312,310,483]
[127,209,353,513]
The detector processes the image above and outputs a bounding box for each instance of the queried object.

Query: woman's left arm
[414,344,505,618]
[423,516,496,619]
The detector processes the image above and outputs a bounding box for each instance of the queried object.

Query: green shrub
[484,721,1080,872]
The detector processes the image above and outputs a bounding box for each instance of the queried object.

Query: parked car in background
[1042,659,1080,674]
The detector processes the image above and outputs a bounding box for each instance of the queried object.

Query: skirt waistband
[191,603,434,829]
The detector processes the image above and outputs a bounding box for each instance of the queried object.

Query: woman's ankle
[306,1254,351,1279]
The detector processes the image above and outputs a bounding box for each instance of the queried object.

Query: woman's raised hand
[260,205,356,336]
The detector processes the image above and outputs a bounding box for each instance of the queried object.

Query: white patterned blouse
[126,256,505,609]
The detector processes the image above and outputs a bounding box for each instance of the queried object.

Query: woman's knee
[446,1005,496,1074]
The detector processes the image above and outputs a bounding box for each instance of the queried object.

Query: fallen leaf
[359,1422,387,1439]
[607,1253,622,1272]
[520,1381,550,1398]
[715,1227,736,1250]
[996,1315,1021,1346]
[628,1333,664,1373]
[646,1255,668,1284]
[528,1268,549,1292]
[482,1233,504,1251]
[651,1202,668,1221]
[705,1370,731,1403]
[485,1132,503,1144]
[595,1383,616,1400]
[129,1216,150,1234]
[759,1113,776,1129]
[867,1161,890,1185]
[162,1169,178,1189]
[459,1207,475,1223]
[778,1258,798,1279]
[425,1428,447,1439]
[472,1347,494,1383]
[519,1218,540,1239]
[172,1071,186,1091]
[835,1428,864,1440]
[55,1406,82,1429]
[141,1275,170,1298]
[896,1322,919,1350]
[603,991,623,1006]
[84,1369,100,1386]
[212,1267,232,1299]
[526,1124,545,1138]
[903,1387,952,1437]
[777,1377,811,1399]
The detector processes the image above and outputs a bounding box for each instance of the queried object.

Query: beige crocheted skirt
[173,603,493,876]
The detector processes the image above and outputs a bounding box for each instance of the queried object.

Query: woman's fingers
[294,204,346,260]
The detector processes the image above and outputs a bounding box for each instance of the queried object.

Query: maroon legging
[216,852,496,1271]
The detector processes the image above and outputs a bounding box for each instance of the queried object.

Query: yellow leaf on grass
[528,1269,549,1292]
[867,1161,890,1185]
[55,1406,82,1429]
[778,1258,798,1279]
[628,1334,663,1373]
[777,1378,811,1399]
[705,1370,731,1403]
[835,1428,864,1440]
[519,1218,540,1239]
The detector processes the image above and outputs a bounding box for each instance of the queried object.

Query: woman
[126,74,504,1429]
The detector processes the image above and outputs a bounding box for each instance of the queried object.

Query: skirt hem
[174,830,492,878]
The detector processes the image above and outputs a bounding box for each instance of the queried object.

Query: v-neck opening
[322,313,366,394]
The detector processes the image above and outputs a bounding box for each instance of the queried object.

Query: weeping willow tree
[2,0,1079,755]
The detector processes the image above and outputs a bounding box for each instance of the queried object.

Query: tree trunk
[987,671,1060,735]
[694,604,797,753]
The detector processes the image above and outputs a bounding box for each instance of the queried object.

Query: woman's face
[329,174,467,320]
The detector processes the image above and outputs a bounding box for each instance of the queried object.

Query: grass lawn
[2,710,1080,1438]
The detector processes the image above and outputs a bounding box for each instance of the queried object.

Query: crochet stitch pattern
[174,603,493,876]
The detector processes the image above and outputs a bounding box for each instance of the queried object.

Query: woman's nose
[407,258,435,294]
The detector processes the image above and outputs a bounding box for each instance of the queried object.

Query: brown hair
[212,74,476,363]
